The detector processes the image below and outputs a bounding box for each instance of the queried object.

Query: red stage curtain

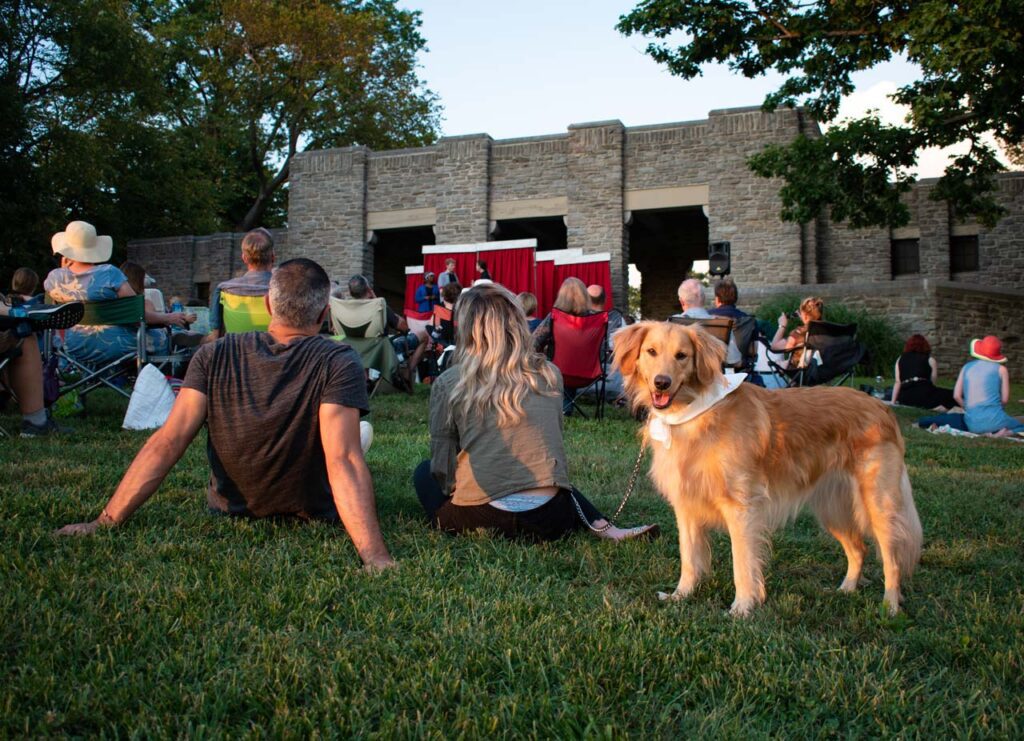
[423,252,477,290]
[535,259,557,318]
[484,247,534,295]
[554,260,612,308]
[404,269,423,314]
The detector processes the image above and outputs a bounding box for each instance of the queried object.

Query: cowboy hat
[970,335,1006,363]
[51,221,112,263]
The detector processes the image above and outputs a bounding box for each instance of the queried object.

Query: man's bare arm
[55,389,209,535]
[320,403,396,570]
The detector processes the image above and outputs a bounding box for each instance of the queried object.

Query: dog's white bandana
[647,373,747,449]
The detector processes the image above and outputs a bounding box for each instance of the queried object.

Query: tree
[0,0,440,288]
[151,0,441,230]
[617,1,1024,228]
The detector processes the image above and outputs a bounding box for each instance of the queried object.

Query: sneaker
[20,416,72,438]
[24,302,85,331]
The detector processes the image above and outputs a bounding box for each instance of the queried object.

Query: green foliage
[754,295,902,377]
[0,0,440,287]
[617,0,1024,229]
[2,388,1023,734]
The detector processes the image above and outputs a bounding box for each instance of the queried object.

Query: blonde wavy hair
[449,283,558,427]
[799,296,824,322]
[553,277,590,315]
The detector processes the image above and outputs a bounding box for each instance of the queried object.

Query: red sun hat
[970,335,1006,363]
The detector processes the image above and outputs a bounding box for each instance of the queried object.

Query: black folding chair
[774,321,866,387]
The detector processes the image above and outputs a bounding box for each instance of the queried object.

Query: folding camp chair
[329,296,401,396]
[220,292,271,333]
[45,295,147,400]
[428,304,457,374]
[766,321,866,387]
[668,316,736,369]
[551,309,609,419]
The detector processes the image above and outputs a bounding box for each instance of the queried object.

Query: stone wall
[567,122,627,307]
[491,135,568,202]
[823,173,1024,288]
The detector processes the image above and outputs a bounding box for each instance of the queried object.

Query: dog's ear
[691,326,726,386]
[612,322,650,379]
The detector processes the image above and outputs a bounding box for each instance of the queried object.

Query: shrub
[754,295,901,377]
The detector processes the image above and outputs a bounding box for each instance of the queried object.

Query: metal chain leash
[569,441,647,533]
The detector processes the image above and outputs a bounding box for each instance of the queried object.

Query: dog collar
[648,373,747,449]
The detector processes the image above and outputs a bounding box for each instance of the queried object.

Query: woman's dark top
[896,351,956,409]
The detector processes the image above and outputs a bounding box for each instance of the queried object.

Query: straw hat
[970,335,1006,363]
[51,221,112,263]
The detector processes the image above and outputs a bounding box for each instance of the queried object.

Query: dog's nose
[653,374,672,391]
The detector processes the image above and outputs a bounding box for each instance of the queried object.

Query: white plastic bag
[122,364,176,430]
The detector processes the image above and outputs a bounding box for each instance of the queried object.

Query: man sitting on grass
[56,259,396,571]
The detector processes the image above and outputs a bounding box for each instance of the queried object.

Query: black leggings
[413,460,605,541]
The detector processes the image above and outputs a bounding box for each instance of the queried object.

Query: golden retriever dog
[613,321,922,616]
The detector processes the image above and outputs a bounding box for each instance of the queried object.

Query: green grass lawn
[2,382,1023,736]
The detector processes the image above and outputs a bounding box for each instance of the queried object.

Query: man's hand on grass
[54,520,103,536]
[362,556,398,574]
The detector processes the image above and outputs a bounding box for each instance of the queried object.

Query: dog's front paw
[657,590,684,602]
[729,598,758,617]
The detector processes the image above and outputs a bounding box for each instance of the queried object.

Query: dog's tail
[894,466,923,579]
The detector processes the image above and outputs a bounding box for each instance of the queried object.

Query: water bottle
[171,301,183,314]
[874,375,884,399]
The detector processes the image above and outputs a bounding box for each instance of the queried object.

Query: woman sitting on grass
[413,282,658,541]
[891,334,957,410]
[918,335,1024,437]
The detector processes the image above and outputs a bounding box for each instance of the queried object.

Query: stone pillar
[567,120,627,308]
[433,134,492,244]
[288,146,368,281]
[917,186,951,280]
[705,107,803,286]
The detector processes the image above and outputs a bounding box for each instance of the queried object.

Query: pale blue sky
[402,0,917,137]
[399,1,1008,177]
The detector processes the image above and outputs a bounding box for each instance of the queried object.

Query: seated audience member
[0,301,78,436]
[672,278,741,366]
[770,296,824,369]
[707,277,748,320]
[532,277,594,356]
[44,221,142,365]
[437,258,459,289]
[10,268,41,306]
[420,282,462,383]
[413,283,658,541]
[206,227,275,340]
[891,334,957,410]
[586,284,624,402]
[918,336,1023,436]
[56,259,397,569]
[432,281,461,346]
[517,291,542,332]
[415,271,440,313]
[347,274,426,382]
[120,261,199,352]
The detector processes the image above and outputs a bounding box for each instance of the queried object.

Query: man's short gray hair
[268,259,330,328]
[677,278,706,308]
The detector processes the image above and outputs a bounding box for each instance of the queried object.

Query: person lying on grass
[56,258,396,571]
[413,282,659,542]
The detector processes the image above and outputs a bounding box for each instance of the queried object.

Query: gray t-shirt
[183,332,368,519]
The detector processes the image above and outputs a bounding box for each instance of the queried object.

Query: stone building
[129,105,1024,370]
